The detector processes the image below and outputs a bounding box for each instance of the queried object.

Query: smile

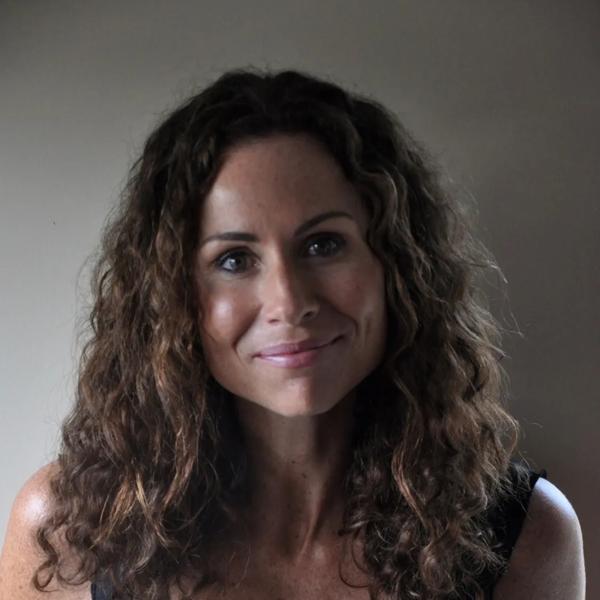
[256,336,342,368]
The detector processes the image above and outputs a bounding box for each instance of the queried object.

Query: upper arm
[492,476,586,600]
[0,463,90,599]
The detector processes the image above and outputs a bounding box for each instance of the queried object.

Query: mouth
[255,336,343,369]
[256,335,340,357]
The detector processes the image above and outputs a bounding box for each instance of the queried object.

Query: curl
[35,67,528,599]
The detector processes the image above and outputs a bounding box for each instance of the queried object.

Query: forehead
[199,134,366,233]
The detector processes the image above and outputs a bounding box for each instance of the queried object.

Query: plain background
[1,0,598,595]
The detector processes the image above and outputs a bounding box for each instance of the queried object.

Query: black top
[91,465,547,600]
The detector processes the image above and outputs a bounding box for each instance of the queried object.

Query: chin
[239,386,346,418]
[271,402,336,418]
[273,382,358,418]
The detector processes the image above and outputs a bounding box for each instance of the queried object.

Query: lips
[256,337,338,357]
[255,336,342,369]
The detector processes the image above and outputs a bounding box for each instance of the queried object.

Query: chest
[189,570,372,600]
[177,542,374,600]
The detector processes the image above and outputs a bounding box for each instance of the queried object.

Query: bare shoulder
[0,462,90,599]
[4,462,59,527]
[493,476,586,599]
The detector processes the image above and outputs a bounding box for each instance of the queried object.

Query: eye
[305,233,346,258]
[212,234,346,276]
[214,249,255,274]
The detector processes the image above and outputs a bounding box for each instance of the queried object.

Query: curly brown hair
[35,68,529,599]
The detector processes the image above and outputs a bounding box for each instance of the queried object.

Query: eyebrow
[198,210,355,248]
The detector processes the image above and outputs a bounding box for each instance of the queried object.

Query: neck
[233,391,356,563]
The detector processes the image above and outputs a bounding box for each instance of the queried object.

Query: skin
[193,134,387,576]
[0,463,90,599]
[0,133,586,599]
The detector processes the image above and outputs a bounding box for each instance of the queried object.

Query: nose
[262,257,319,326]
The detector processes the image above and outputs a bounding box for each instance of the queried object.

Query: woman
[0,68,585,599]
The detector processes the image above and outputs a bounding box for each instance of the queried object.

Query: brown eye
[215,249,254,274]
[305,234,346,257]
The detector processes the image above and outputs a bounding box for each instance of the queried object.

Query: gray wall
[2,1,598,595]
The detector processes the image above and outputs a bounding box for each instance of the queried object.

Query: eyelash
[212,233,347,275]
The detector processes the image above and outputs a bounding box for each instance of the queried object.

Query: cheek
[198,285,252,355]
[342,260,387,361]
[330,260,386,321]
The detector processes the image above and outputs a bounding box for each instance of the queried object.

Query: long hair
[35,68,528,599]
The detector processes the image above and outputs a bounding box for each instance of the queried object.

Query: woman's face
[194,133,387,417]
